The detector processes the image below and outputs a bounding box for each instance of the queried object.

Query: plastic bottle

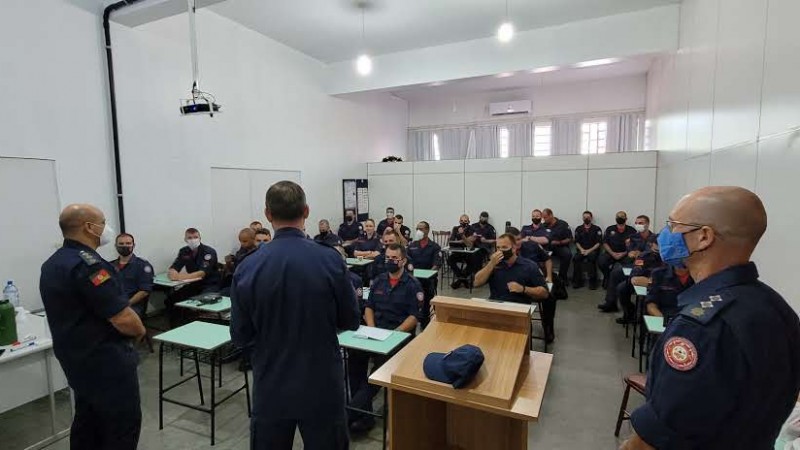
[0,299,17,346]
[3,281,19,308]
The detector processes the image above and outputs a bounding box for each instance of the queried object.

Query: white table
[0,311,71,449]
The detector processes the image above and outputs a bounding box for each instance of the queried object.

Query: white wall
[1,1,409,277]
[406,75,647,128]
[368,152,658,234]
[647,0,800,310]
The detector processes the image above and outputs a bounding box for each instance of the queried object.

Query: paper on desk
[353,325,392,341]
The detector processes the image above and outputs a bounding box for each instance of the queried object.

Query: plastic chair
[614,373,647,436]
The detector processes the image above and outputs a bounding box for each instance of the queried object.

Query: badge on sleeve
[663,336,698,371]
[417,291,424,303]
[204,254,212,261]
[144,265,152,274]
[356,288,363,299]
[90,269,112,286]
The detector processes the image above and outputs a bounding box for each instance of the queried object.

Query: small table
[155,321,251,446]
[622,267,633,277]
[175,296,231,320]
[413,269,438,280]
[346,258,374,267]
[339,328,412,450]
[629,284,650,357]
[154,273,201,290]
[638,315,667,372]
[443,246,481,254]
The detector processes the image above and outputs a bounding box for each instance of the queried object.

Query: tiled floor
[2,282,643,449]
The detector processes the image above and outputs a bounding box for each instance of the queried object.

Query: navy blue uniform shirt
[488,256,547,304]
[231,228,360,420]
[450,224,473,242]
[631,263,800,449]
[338,220,363,241]
[628,230,658,253]
[376,218,394,236]
[520,223,551,244]
[366,271,423,330]
[348,271,366,316]
[354,234,381,253]
[544,219,572,248]
[169,243,220,289]
[574,224,603,250]
[407,239,442,270]
[603,225,637,253]
[645,267,693,317]
[630,250,663,278]
[112,254,154,316]
[471,222,497,241]
[314,232,343,247]
[520,241,550,264]
[40,239,138,398]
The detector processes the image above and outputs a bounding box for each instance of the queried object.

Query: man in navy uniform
[600,215,657,312]
[520,209,551,247]
[40,204,145,450]
[644,265,693,319]
[628,215,658,257]
[541,208,572,284]
[314,219,343,247]
[348,243,422,433]
[507,227,553,284]
[407,221,441,328]
[597,211,636,288]
[165,227,220,326]
[112,232,154,318]
[254,229,271,245]
[376,206,396,236]
[449,214,472,242]
[220,228,257,296]
[370,230,401,279]
[231,181,360,450]
[393,214,412,243]
[337,209,363,247]
[572,211,603,289]
[473,233,552,341]
[622,186,800,450]
[614,246,664,323]
[472,211,497,252]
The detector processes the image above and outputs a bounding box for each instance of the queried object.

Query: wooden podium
[369,296,553,450]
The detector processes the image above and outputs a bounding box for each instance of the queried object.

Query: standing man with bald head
[622,187,800,450]
[40,204,145,449]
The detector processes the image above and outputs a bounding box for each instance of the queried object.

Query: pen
[9,341,37,352]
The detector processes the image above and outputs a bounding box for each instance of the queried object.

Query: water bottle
[3,281,20,308]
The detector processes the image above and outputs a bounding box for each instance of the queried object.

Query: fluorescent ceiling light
[497,22,514,43]
[574,58,621,68]
[356,54,373,76]
[530,66,560,74]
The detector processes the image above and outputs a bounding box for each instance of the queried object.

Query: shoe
[588,282,599,290]
[597,303,606,309]
[450,280,461,290]
[615,317,633,325]
[349,417,375,434]
[599,305,619,313]
[545,331,555,344]
[572,282,584,289]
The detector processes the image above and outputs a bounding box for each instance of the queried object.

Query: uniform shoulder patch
[417,291,424,303]
[680,293,735,324]
[204,254,212,261]
[90,268,112,286]
[663,336,698,371]
[78,250,101,266]
[144,265,152,273]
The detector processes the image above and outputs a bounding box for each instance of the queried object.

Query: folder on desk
[353,325,392,341]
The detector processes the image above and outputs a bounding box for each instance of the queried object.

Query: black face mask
[320,230,329,236]
[385,260,401,273]
[501,249,514,259]
[116,246,132,257]
[480,218,488,223]
[532,218,542,225]
[346,216,354,223]
[460,221,469,226]
[583,218,592,225]
[616,217,626,225]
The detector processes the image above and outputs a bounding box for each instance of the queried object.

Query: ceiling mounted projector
[180,0,220,117]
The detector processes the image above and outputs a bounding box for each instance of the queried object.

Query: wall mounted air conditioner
[489,100,532,116]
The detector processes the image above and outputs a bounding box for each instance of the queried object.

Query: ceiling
[390,55,654,100]
[208,0,679,63]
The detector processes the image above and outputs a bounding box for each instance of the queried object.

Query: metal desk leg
[343,348,351,401]
[194,350,205,406]
[159,342,164,430]
[218,357,222,388]
[210,350,216,446]
[382,388,388,450]
[44,351,56,435]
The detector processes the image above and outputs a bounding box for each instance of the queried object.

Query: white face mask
[186,238,201,250]
[88,223,115,247]
[414,229,425,241]
[634,224,646,233]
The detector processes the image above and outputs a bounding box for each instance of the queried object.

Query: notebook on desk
[353,325,392,341]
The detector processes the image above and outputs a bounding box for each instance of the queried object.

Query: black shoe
[601,279,608,290]
[349,417,375,434]
[597,303,606,309]
[572,282,584,289]
[599,305,619,313]
[450,280,461,290]
[588,282,599,290]
[545,331,555,344]
[615,317,633,325]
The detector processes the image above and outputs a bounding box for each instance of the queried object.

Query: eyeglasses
[665,219,705,233]
[385,257,403,262]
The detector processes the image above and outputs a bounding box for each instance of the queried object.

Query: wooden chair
[614,373,647,436]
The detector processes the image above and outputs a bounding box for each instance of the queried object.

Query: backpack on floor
[551,276,568,300]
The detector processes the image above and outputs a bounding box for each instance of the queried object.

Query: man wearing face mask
[376,207,396,236]
[220,228,258,296]
[348,243,422,433]
[450,214,473,242]
[166,228,220,326]
[407,221,441,328]
[600,215,659,313]
[337,209,363,247]
[472,211,497,252]
[40,204,146,450]
[112,233,154,318]
[520,209,552,247]
[474,233,553,341]
[598,211,637,289]
[572,211,603,289]
[314,219,343,247]
[370,230,401,279]
[541,208,573,285]
[628,215,658,259]
[621,187,800,450]
[255,229,271,245]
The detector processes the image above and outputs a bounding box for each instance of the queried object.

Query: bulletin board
[342,179,369,222]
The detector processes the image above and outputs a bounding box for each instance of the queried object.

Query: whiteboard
[0,158,61,311]
[210,167,300,253]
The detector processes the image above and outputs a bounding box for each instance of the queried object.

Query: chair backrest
[432,230,451,248]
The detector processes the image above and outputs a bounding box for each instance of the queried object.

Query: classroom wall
[406,75,647,128]
[368,152,658,236]
[647,0,800,310]
[2,0,409,280]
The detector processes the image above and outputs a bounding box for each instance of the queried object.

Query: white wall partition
[368,151,658,233]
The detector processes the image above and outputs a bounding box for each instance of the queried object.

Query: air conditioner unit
[489,100,532,116]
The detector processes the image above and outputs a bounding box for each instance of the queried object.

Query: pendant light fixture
[355,5,373,76]
[497,0,514,43]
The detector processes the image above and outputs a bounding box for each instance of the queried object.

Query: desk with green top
[175,296,231,321]
[630,285,650,358]
[638,314,667,372]
[154,273,200,290]
[412,269,438,280]
[346,258,374,267]
[154,321,251,445]
[338,328,412,450]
